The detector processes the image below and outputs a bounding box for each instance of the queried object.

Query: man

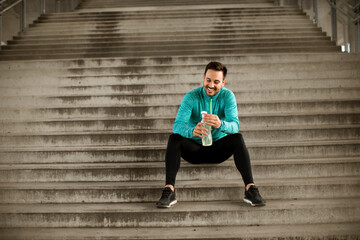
[156,61,266,208]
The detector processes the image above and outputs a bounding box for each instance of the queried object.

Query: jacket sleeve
[173,92,196,138]
[219,90,239,134]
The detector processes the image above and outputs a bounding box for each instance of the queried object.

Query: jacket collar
[201,86,223,101]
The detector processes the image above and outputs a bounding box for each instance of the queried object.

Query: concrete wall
[1,0,83,45]
[278,0,359,53]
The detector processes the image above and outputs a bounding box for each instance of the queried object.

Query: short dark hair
[204,61,227,79]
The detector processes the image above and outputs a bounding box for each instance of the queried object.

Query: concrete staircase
[0,0,360,239]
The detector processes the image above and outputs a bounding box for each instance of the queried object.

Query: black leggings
[165,133,254,187]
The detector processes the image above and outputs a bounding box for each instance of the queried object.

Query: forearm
[173,121,195,138]
[173,92,195,138]
[219,120,239,134]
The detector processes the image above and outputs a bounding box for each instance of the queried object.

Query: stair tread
[2,98,360,108]
[0,123,359,135]
[7,59,357,70]
[1,139,359,151]
[6,39,330,49]
[0,156,359,169]
[1,110,358,123]
[0,223,359,240]
[2,52,353,63]
[8,37,332,47]
[2,86,359,98]
[0,197,359,213]
[0,176,359,189]
[75,4,284,13]
[46,7,300,16]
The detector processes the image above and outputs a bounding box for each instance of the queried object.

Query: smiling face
[203,69,226,97]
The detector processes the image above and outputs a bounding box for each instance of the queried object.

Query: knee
[232,133,244,141]
[168,133,184,145]
[229,133,246,146]
[169,133,183,141]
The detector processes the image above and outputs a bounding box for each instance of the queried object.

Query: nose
[209,81,214,88]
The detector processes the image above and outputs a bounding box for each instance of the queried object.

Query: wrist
[219,120,224,130]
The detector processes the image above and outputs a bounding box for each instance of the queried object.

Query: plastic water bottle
[201,111,212,146]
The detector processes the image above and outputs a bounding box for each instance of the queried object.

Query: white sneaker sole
[157,200,177,208]
[243,198,265,207]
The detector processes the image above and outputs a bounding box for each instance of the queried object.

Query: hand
[202,114,221,129]
[193,122,209,138]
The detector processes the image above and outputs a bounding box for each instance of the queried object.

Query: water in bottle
[201,111,212,146]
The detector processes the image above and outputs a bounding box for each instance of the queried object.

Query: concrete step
[19,27,321,37]
[77,4,278,12]
[9,31,327,45]
[42,7,300,17]
[34,12,305,24]
[1,53,358,70]
[36,13,305,23]
[1,112,359,133]
[47,6,299,16]
[0,140,359,164]
[41,7,300,15]
[0,46,340,61]
[3,37,332,51]
[22,25,320,36]
[7,35,331,47]
[1,40,335,56]
[1,100,359,121]
[2,78,360,96]
[56,62,360,76]
[0,198,359,227]
[78,0,274,4]
[59,70,359,86]
[1,88,359,107]
[32,18,307,30]
[34,12,306,24]
[0,177,359,204]
[1,223,359,240]
[77,0,276,9]
[25,22,315,34]
[4,60,358,84]
[47,6,296,15]
[27,25,313,37]
[1,125,359,147]
[29,18,312,30]
[36,9,301,17]
[0,157,358,182]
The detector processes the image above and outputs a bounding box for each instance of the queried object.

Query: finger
[193,129,203,138]
[194,127,207,138]
[194,132,205,138]
[200,127,208,133]
[203,117,217,124]
[194,133,203,138]
[198,128,208,136]
[203,120,215,127]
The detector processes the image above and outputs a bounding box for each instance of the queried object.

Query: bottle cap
[201,111,207,115]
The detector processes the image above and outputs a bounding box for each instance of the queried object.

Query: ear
[222,78,226,86]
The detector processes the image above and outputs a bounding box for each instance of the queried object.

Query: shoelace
[162,189,172,198]
[249,186,260,194]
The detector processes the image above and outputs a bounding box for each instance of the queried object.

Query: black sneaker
[156,187,177,208]
[243,185,266,207]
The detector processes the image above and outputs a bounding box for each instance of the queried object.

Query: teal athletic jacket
[173,86,239,144]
